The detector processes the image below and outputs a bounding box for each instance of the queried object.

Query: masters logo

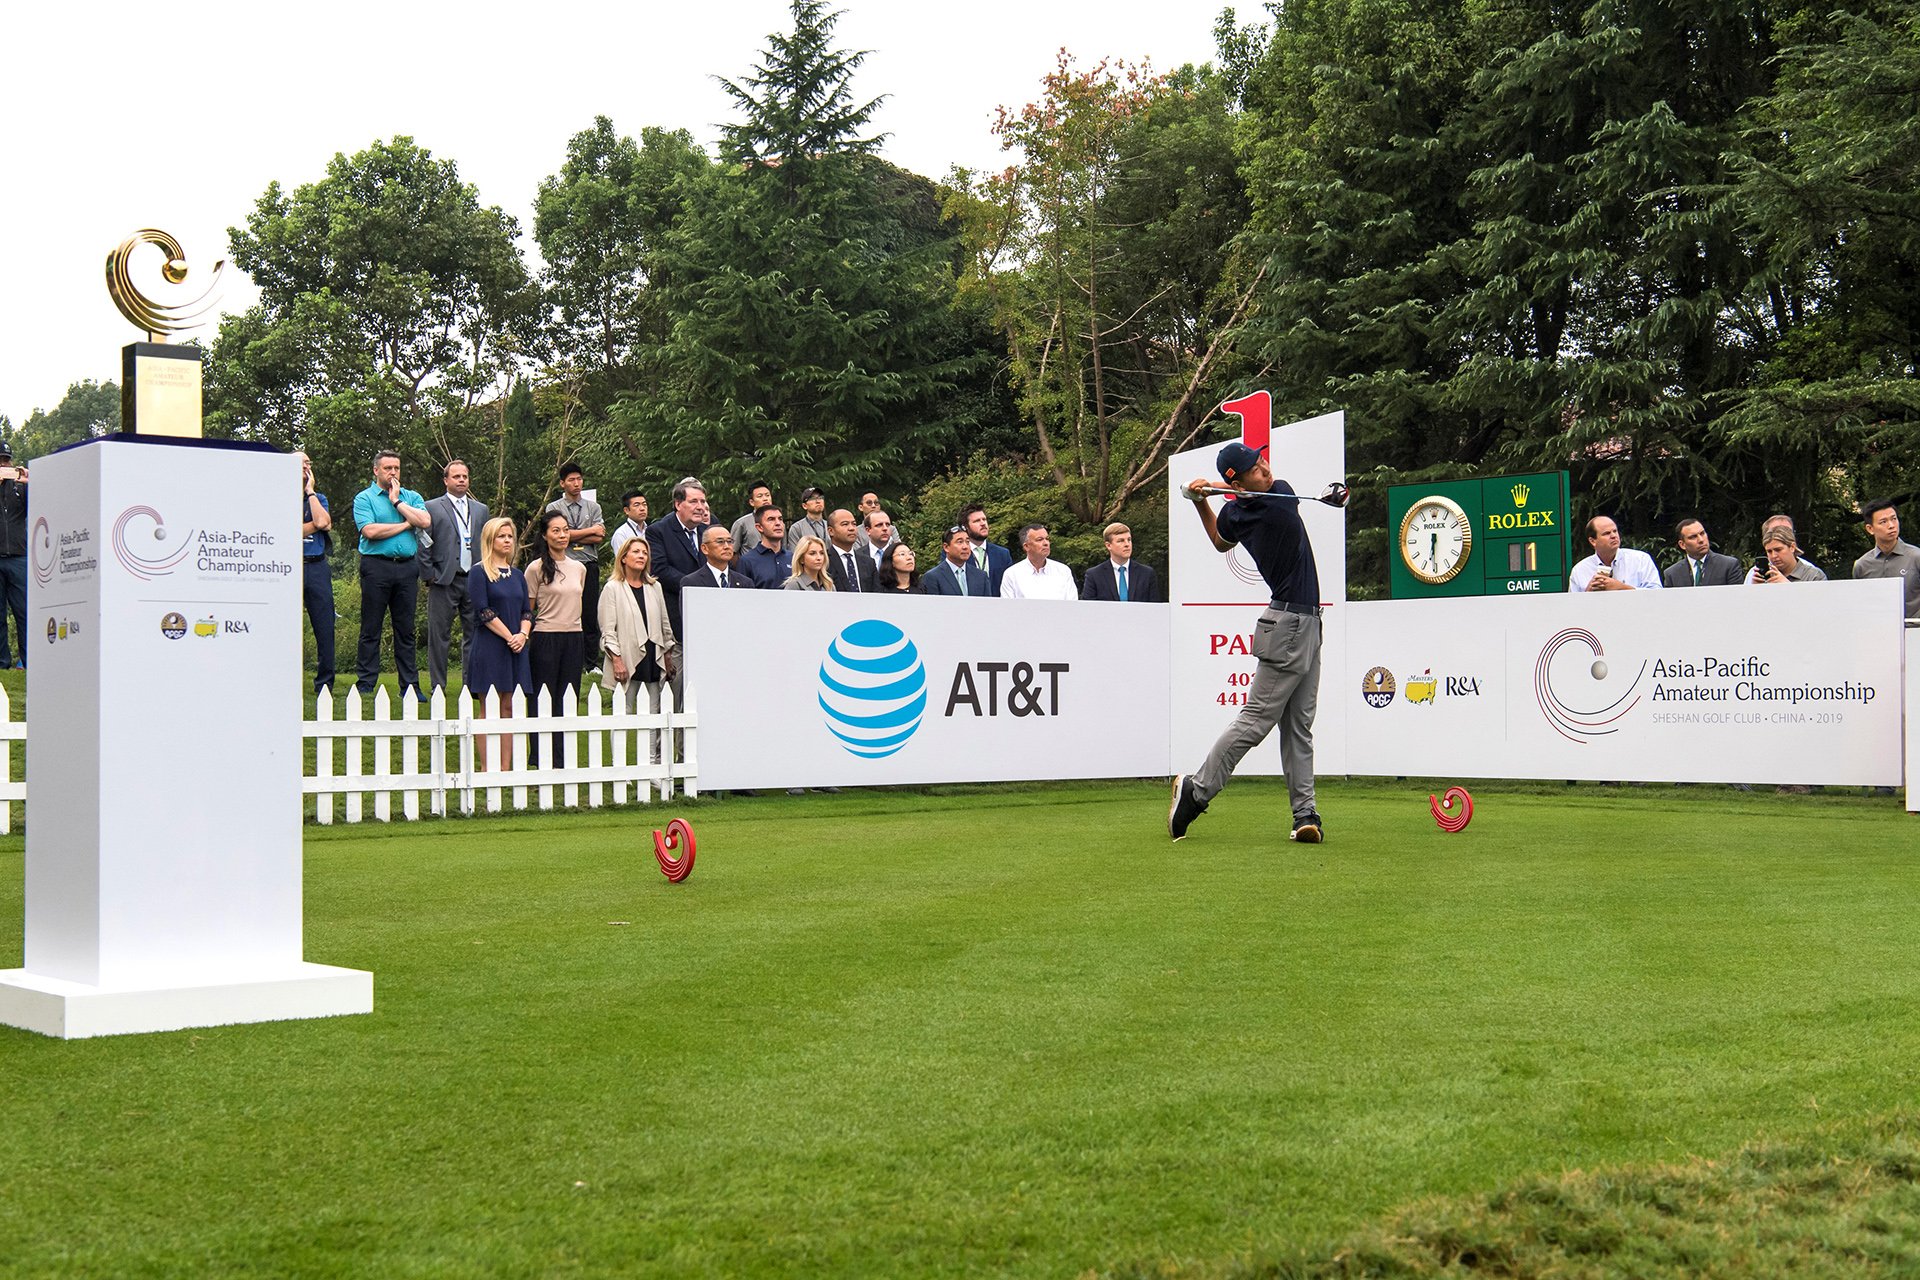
[818,620,928,759]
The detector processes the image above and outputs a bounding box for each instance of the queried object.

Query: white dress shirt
[1568,547,1663,592]
[999,558,1077,600]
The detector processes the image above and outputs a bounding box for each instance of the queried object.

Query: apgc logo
[818,620,928,759]
[112,505,195,581]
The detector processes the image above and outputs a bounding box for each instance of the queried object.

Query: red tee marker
[1429,787,1474,833]
[652,818,696,882]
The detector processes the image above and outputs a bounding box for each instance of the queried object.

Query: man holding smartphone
[0,446,26,669]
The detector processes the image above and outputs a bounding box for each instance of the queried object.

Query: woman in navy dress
[466,516,532,771]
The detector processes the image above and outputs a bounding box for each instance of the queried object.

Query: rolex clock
[1398,495,1473,585]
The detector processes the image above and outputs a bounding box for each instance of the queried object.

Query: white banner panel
[1907,630,1918,812]
[1342,580,1905,786]
[1167,410,1348,777]
[687,590,1172,790]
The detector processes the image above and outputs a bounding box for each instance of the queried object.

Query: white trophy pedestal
[0,963,372,1040]
[0,437,372,1039]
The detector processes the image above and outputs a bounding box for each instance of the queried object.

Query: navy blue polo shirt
[736,542,793,588]
[302,493,331,558]
[1216,480,1321,608]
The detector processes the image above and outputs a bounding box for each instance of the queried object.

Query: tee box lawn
[1,778,1917,1277]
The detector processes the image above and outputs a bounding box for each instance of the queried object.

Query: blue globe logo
[819,620,928,758]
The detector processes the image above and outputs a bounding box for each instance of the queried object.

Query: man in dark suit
[1661,518,1744,588]
[644,478,712,640]
[678,527,742,595]
[960,504,1013,595]
[923,525,992,597]
[1081,521,1160,603]
[825,509,878,593]
[419,459,490,693]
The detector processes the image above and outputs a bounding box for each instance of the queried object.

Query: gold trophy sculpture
[105,229,225,438]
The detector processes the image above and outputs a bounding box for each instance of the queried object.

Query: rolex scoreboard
[1387,471,1571,599]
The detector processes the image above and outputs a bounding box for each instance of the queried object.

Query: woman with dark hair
[877,541,922,594]
[525,509,585,765]
[465,516,532,771]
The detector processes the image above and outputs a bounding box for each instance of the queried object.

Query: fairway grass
[1,779,1916,1277]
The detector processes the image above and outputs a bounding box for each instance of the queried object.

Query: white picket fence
[306,683,700,823]
[0,680,699,832]
[0,685,22,834]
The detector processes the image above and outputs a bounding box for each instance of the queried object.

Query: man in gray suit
[420,459,490,693]
[1662,518,1744,588]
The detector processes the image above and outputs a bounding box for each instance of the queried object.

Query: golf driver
[1184,481,1351,508]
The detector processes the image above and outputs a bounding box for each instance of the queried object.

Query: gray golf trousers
[1192,606,1321,818]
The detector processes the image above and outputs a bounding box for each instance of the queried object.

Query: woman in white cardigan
[598,536,681,760]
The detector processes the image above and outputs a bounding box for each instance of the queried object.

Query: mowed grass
[0,779,1916,1277]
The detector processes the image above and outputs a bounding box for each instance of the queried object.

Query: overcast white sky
[0,1,1227,428]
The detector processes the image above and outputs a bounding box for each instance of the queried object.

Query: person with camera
[1748,527,1826,584]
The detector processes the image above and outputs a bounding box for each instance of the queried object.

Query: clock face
[1399,496,1473,585]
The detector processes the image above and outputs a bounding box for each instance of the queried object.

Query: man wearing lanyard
[1170,442,1337,845]
[297,452,335,693]
[786,485,829,553]
[421,459,490,694]
[547,462,607,661]
[352,449,431,697]
[608,490,650,562]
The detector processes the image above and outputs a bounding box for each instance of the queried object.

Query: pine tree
[614,0,967,510]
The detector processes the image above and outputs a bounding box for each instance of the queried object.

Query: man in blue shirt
[736,505,793,588]
[297,452,336,693]
[352,449,431,696]
[1171,441,1344,845]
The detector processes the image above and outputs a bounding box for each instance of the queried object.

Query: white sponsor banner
[1167,409,1348,776]
[687,589,1171,790]
[1342,580,1905,786]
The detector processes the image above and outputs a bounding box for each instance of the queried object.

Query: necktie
[957,563,968,596]
[1117,564,1129,601]
[454,498,470,571]
[843,552,859,591]
[719,571,729,589]
[974,547,985,571]
[1693,559,1703,587]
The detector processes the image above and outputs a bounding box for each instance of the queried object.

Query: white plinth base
[0,963,373,1039]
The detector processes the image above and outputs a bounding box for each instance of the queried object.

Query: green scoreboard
[1386,471,1571,599]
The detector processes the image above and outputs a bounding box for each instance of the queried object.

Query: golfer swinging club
[1170,441,1346,844]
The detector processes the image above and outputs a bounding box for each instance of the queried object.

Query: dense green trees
[206,136,538,502]
[608,0,973,509]
[134,0,1914,592]
[3,380,121,460]
[951,55,1254,531]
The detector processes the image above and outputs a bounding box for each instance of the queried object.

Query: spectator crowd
[297,455,1172,741]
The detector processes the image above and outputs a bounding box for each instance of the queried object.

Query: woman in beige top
[525,510,585,765]
[784,535,835,591]
[598,536,680,763]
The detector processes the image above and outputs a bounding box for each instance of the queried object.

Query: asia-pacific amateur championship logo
[1534,627,1648,743]
[112,505,194,580]
[818,620,928,759]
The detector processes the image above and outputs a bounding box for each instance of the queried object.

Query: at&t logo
[818,620,927,759]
